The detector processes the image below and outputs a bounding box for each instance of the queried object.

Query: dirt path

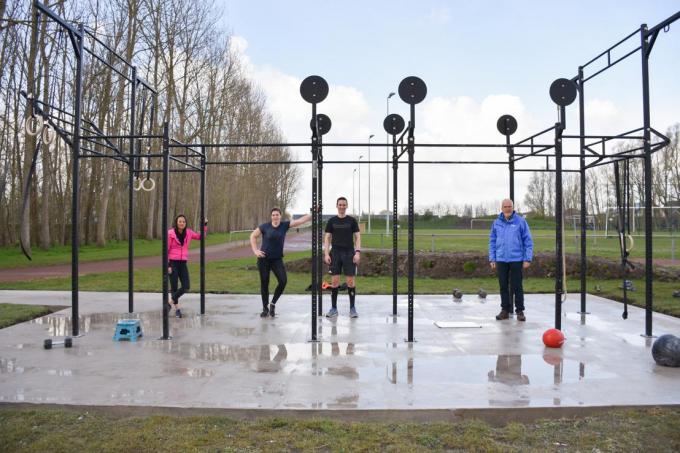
[0,234,312,283]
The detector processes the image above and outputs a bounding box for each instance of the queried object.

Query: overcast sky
[218,0,680,215]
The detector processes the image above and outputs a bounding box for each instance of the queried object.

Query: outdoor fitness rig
[24,0,678,340]
[22,1,207,338]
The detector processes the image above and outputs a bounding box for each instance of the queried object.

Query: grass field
[360,229,680,260]
[0,407,678,452]
[2,229,677,270]
[0,231,250,270]
[0,304,64,329]
[1,251,678,317]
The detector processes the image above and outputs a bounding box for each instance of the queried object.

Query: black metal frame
[30,0,678,342]
[32,1,206,340]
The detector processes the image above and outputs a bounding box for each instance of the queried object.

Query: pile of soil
[285,251,679,282]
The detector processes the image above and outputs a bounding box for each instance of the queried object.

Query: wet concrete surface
[0,290,679,414]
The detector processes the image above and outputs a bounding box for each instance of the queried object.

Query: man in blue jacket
[489,199,533,321]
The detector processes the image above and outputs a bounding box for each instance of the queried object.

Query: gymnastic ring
[133,178,144,191]
[42,124,56,146]
[626,234,634,253]
[141,177,156,192]
[24,114,42,136]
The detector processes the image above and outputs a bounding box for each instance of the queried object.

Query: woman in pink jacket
[168,214,207,318]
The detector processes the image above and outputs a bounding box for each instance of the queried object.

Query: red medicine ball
[542,328,565,348]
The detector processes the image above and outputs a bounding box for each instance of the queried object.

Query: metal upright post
[578,67,589,315]
[128,67,136,314]
[71,23,85,337]
[407,106,415,343]
[392,135,399,316]
[200,149,206,315]
[507,134,514,202]
[311,104,319,341]
[555,109,565,330]
[640,25,654,337]
[161,122,170,340]
[317,136,323,316]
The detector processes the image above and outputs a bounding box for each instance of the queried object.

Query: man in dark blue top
[250,208,312,318]
[489,199,534,321]
[324,197,362,318]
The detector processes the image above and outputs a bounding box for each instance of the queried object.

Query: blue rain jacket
[488,211,534,263]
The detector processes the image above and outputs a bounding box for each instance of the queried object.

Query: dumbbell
[477,288,487,299]
[44,337,73,349]
[452,288,463,300]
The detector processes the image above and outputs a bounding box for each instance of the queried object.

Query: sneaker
[325,308,338,318]
[516,311,526,322]
[495,310,509,320]
[349,307,358,318]
[175,309,182,318]
[260,308,269,318]
[269,303,276,318]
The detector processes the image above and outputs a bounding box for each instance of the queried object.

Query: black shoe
[260,308,269,318]
[516,311,526,322]
[269,303,276,318]
[175,309,182,318]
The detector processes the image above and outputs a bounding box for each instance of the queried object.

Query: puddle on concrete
[30,311,220,336]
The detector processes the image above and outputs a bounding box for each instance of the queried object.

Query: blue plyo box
[113,319,143,342]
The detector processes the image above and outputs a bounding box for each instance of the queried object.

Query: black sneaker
[260,308,269,318]
[269,303,276,318]
[175,309,182,318]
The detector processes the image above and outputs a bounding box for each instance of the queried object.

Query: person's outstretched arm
[189,219,208,240]
[290,213,312,228]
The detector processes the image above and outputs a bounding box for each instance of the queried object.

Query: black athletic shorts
[330,248,356,276]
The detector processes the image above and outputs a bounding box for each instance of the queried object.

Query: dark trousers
[257,258,287,308]
[496,261,525,312]
[169,260,190,304]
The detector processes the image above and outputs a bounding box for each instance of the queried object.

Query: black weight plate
[300,75,329,104]
[398,76,427,104]
[310,114,332,135]
[44,339,52,349]
[65,337,73,348]
[496,114,518,136]
[383,114,405,135]
[549,78,577,106]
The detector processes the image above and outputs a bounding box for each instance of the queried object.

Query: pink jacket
[167,227,206,261]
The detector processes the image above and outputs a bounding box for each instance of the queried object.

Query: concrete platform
[1,290,679,418]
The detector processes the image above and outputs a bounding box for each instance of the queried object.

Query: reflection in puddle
[31,311,219,337]
[0,358,25,374]
[163,366,215,378]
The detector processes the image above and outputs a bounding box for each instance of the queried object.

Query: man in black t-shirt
[324,196,361,318]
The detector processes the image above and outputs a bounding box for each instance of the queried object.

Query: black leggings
[257,258,287,308]
[169,260,190,304]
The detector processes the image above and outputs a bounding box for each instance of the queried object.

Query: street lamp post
[358,155,363,221]
[368,134,374,232]
[386,92,395,235]
[352,168,357,215]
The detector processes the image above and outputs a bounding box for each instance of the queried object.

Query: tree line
[0,0,300,252]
